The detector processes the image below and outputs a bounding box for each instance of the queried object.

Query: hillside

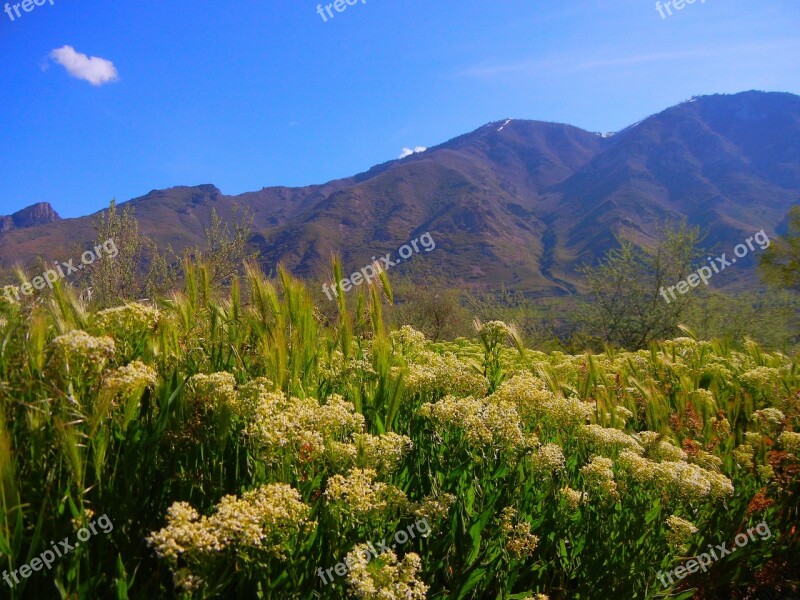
[2,91,799,295]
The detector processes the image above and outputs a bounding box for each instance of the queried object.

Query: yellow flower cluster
[751,408,785,434]
[405,351,488,398]
[352,432,414,472]
[778,431,800,457]
[246,393,366,464]
[103,360,158,396]
[325,468,408,523]
[147,483,314,590]
[618,450,733,502]
[733,443,756,467]
[559,486,588,511]
[701,362,734,382]
[612,405,635,425]
[740,367,784,403]
[93,303,160,335]
[419,395,528,451]
[318,350,378,387]
[579,425,642,455]
[580,456,619,501]
[665,515,698,552]
[490,372,593,427]
[50,330,116,364]
[325,432,414,473]
[345,544,428,600]
[476,320,513,345]
[688,449,723,472]
[413,493,456,525]
[389,325,428,358]
[528,443,566,474]
[636,431,687,462]
[499,507,539,558]
[186,372,239,413]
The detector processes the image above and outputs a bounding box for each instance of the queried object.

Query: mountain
[1,91,799,295]
[0,202,61,233]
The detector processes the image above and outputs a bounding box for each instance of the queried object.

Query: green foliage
[188,207,256,287]
[0,259,798,599]
[760,205,800,292]
[578,221,704,349]
[89,200,146,307]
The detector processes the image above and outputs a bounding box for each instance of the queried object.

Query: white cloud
[399,146,427,159]
[50,46,119,86]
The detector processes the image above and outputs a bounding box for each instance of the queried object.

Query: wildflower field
[0,264,798,599]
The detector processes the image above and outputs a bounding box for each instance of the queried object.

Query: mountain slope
[1,91,798,295]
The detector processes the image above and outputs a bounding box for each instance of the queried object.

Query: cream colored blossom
[559,486,588,511]
[665,515,697,552]
[186,371,238,412]
[739,367,782,394]
[618,450,733,502]
[612,405,634,425]
[778,431,800,457]
[579,425,643,455]
[580,456,619,501]
[528,443,566,474]
[389,326,428,358]
[246,393,365,464]
[733,443,756,467]
[353,432,413,473]
[325,468,408,523]
[405,351,488,398]
[50,330,115,364]
[490,372,592,427]
[751,408,785,434]
[345,544,428,600]
[419,395,528,451]
[103,360,158,395]
[688,450,723,472]
[499,507,539,558]
[413,493,456,525]
[636,431,687,462]
[93,303,160,334]
[147,483,314,591]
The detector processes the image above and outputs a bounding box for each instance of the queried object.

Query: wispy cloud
[456,47,752,79]
[399,146,427,159]
[50,46,119,86]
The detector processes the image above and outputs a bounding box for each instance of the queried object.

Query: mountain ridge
[2,91,798,295]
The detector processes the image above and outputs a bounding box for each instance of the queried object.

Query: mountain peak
[0,202,61,233]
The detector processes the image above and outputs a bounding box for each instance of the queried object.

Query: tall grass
[0,259,797,599]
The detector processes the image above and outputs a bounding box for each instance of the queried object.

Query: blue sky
[0,0,798,218]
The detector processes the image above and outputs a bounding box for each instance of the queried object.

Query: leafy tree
[390,264,472,341]
[760,205,800,292]
[88,199,145,307]
[88,201,254,308]
[187,207,255,286]
[578,221,703,349]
